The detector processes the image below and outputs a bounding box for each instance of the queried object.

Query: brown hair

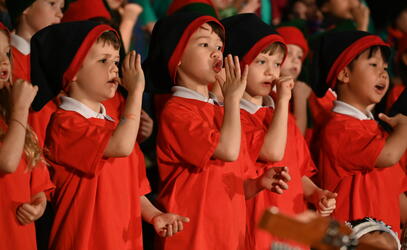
[261,42,286,57]
[207,21,225,44]
[96,30,120,50]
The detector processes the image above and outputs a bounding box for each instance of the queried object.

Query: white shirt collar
[59,96,114,121]
[332,100,374,120]
[172,86,216,104]
[240,95,275,114]
[10,33,30,55]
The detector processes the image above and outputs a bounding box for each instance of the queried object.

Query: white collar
[172,86,216,104]
[10,33,30,55]
[240,95,275,114]
[59,96,114,121]
[332,100,374,120]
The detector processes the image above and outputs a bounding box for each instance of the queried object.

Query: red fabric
[29,100,59,147]
[0,120,54,250]
[11,47,30,81]
[318,112,405,234]
[167,0,216,15]
[276,26,309,60]
[241,107,316,250]
[63,25,117,90]
[62,0,111,22]
[168,16,223,83]
[386,84,405,112]
[326,36,389,89]
[46,105,149,249]
[241,35,287,69]
[156,96,247,250]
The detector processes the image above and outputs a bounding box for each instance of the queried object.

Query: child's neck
[242,93,264,106]
[16,26,34,43]
[337,96,372,116]
[177,82,209,98]
[69,93,102,114]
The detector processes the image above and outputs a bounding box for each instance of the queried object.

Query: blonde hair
[0,88,43,171]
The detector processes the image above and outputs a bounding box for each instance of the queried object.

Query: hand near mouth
[216,54,248,101]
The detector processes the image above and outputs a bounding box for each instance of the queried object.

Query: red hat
[276,26,309,61]
[62,0,111,22]
[167,0,218,18]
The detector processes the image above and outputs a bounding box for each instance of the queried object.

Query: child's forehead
[191,23,221,40]
[88,40,119,56]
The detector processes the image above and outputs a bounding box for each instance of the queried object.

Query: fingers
[130,51,136,70]
[241,64,249,82]
[233,55,241,78]
[224,55,231,81]
[123,51,130,70]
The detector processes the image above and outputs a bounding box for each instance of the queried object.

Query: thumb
[326,191,338,200]
[378,113,395,126]
[31,195,46,206]
[177,215,190,223]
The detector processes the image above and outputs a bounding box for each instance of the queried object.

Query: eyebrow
[194,35,222,43]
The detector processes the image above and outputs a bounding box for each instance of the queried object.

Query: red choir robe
[318,111,407,235]
[155,95,248,250]
[46,102,150,250]
[0,119,54,250]
[241,99,316,250]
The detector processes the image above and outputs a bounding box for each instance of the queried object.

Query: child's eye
[216,46,223,51]
[257,60,266,65]
[48,1,56,6]
[199,43,209,47]
[114,61,120,66]
[275,62,281,67]
[369,63,377,67]
[99,59,107,63]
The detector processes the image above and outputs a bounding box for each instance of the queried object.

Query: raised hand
[16,192,46,225]
[351,2,370,31]
[379,113,407,129]
[217,55,248,102]
[274,76,294,102]
[259,166,291,194]
[121,51,145,95]
[152,213,190,237]
[11,79,38,112]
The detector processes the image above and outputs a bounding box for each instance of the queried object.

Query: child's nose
[0,53,9,65]
[211,50,221,59]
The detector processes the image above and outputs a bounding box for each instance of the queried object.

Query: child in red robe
[311,30,407,235]
[0,22,54,250]
[222,14,337,250]
[30,21,189,250]
[143,12,291,250]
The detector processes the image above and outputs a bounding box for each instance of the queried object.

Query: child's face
[106,0,124,10]
[280,44,303,79]
[341,48,389,106]
[0,31,11,90]
[72,41,120,102]
[324,0,358,19]
[245,50,285,98]
[23,0,64,33]
[395,10,407,33]
[177,23,223,86]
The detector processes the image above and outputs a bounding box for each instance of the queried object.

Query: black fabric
[221,13,279,60]
[30,21,102,111]
[389,88,407,116]
[310,30,374,97]
[5,0,35,29]
[142,11,208,94]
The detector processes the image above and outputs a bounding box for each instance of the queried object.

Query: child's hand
[315,189,337,217]
[121,51,145,95]
[274,76,294,102]
[11,79,38,112]
[258,166,291,194]
[351,2,370,31]
[293,80,311,100]
[16,192,46,225]
[239,0,260,14]
[217,55,248,102]
[379,113,407,128]
[152,213,190,237]
[121,3,143,22]
[137,110,154,143]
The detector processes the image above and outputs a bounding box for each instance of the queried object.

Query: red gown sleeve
[45,111,114,177]
[334,123,386,173]
[30,162,55,198]
[158,101,220,169]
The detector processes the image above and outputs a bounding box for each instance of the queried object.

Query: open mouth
[107,77,119,85]
[0,69,9,80]
[213,60,223,73]
[374,83,386,92]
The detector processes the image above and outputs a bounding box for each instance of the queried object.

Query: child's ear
[337,67,350,84]
[177,61,181,66]
[72,75,78,82]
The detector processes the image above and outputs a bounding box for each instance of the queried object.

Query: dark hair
[261,42,286,57]
[96,30,120,50]
[396,54,407,87]
[348,46,390,70]
[207,21,225,44]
